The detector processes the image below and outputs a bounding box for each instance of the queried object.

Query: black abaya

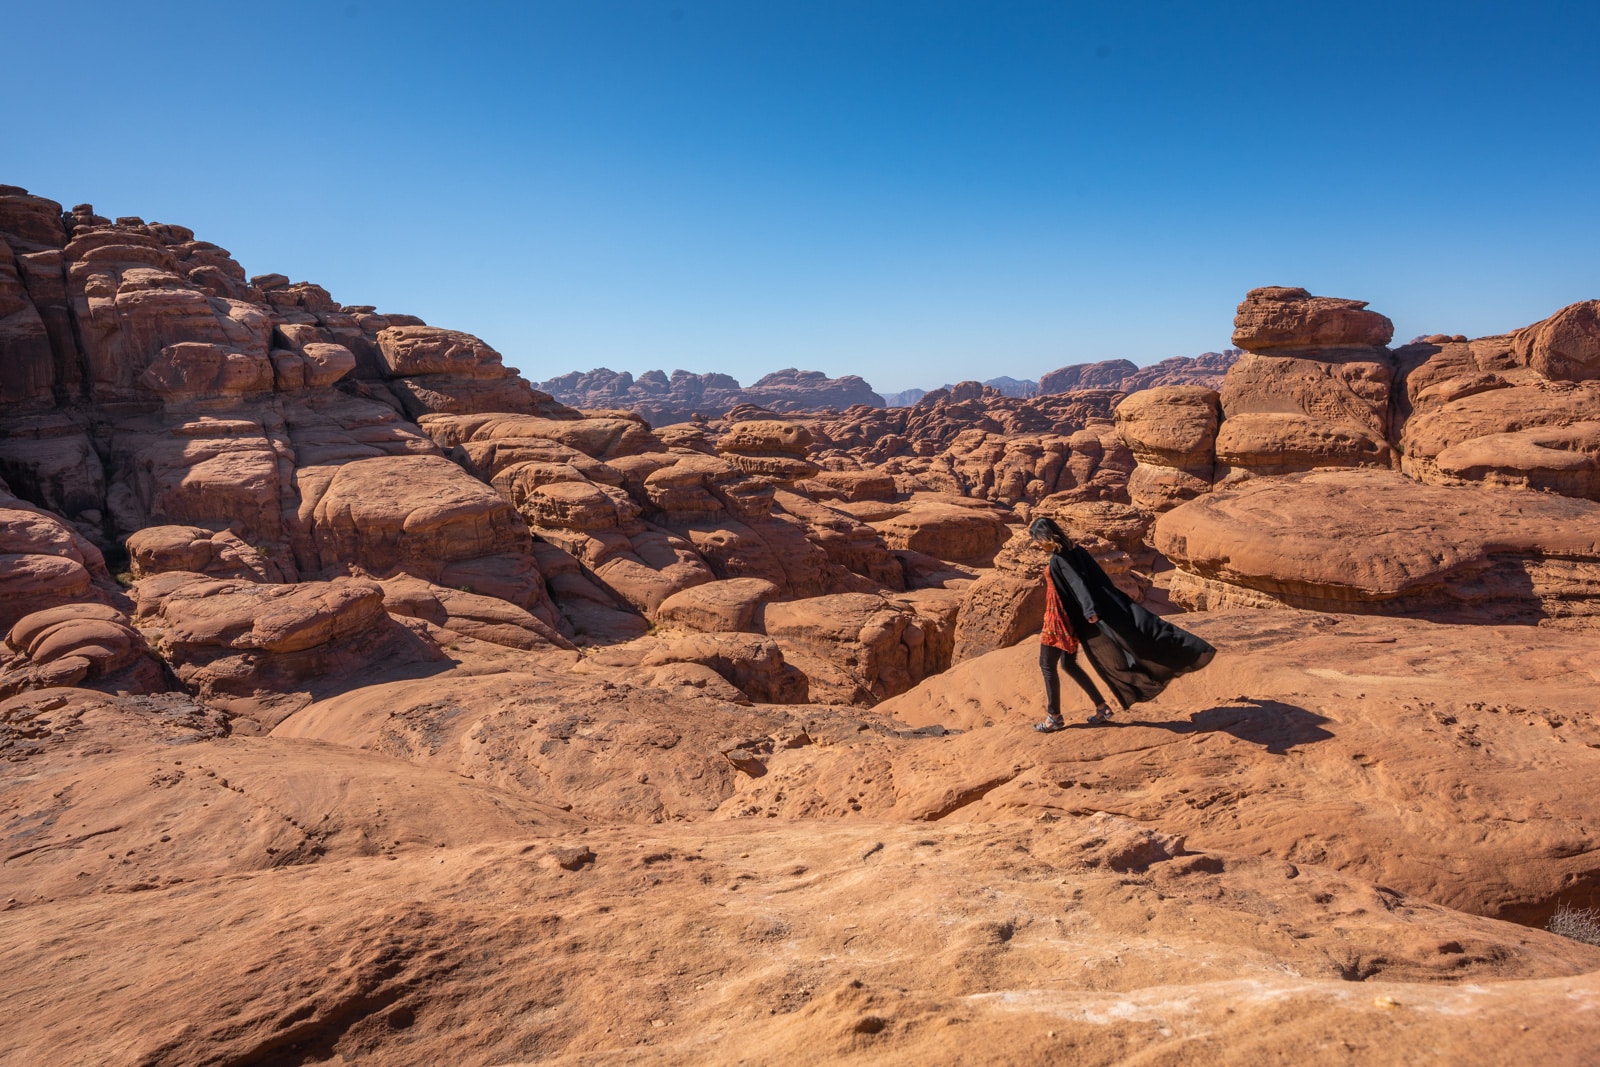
[1047,547,1215,709]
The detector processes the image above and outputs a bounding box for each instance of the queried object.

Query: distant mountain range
[539,351,1241,422]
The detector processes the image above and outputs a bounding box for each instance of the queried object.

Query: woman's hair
[1027,516,1073,553]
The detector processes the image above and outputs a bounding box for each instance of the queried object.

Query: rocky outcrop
[1217,287,1397,480]
[1038,358,1138,394]
[126,524,288,582]
[762,592,956,705]
[132,572,438,722]
[1038,351,1238,395]
[640,632,808,703]
[865,501,1010,565]
[1114,385,1221,511]
[715,420,820,481]
[1154,468,1600,622]
[1395,314,1600,501]
[0,605,168,697]
[0,480,118,632]
[377,573,574,652]
[655,577,781,633]
[1231,287,1394,351]
[376,326,540,419]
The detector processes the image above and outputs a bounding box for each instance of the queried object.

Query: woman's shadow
[1079,698,1333,755]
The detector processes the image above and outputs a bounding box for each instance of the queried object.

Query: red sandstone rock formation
[12,188,1600,1064]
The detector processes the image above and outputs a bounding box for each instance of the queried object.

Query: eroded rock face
[1211,287,1400,481]
[762,592,955,705]
[1114,386,1220,511]
[0,605,168,697]
[1154,468,1600,621]
[1512,299,1600,383]
[655,578,781,633]
[715,420,821,481]
[950,501,1150,663]
[0,482,117,632]
[1396,333,1600,501]
[866,502,1010,566]
[640,632,808,704]
[127,524,287,582]
[132,573,440,723]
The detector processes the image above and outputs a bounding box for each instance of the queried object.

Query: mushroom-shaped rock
[1231,286,1394,351]
[716,420,821,481]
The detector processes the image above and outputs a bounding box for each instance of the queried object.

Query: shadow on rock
[1110,699,1334,755]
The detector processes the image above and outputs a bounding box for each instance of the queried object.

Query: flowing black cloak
[1047,546,1215,709]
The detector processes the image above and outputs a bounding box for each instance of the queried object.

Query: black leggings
[1040,644,1105,716]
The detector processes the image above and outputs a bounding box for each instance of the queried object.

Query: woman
[1030,516,1215,733]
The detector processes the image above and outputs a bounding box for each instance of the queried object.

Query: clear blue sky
[6,1,1598,393]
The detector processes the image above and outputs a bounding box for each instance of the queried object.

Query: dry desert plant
[1548,903,1600,946]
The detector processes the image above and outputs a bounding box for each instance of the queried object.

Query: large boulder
[0,605,167,697]
[126,524,287,582]
[1396,330,1600,501]
[640,632,807,703]
[655,578,781,634]
[867,502,1010,565]
[375,326,540,418]
[1114,386,1220,511]
[1154,468,1600,622]
[1512,299,1600,383]
[300,453,531,577]
[1230,286,1394,351]
[762,592,955,705]
[377,574,574,652]
[0,485,117,632]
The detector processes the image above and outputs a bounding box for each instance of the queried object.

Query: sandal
[1086,705,1113,725]
[1034,715,1067,734]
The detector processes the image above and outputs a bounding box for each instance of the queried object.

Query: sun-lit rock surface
[6,186,1600,1063]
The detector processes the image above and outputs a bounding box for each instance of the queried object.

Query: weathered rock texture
[1154,468,1600,622]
